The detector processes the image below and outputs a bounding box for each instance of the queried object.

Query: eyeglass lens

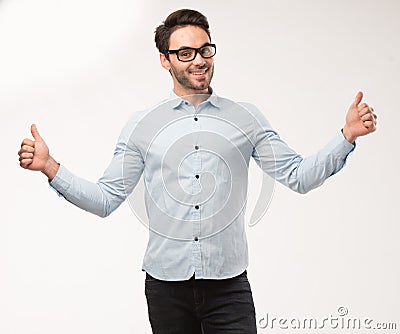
[178,45,215,61]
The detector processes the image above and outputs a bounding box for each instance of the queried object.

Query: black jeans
[144,270,257,334]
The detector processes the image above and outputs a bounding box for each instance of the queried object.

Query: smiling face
[160,25,214,97]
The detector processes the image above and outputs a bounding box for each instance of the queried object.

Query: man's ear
[160,53,171,71]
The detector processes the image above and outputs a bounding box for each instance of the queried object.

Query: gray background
[1,0,398,333]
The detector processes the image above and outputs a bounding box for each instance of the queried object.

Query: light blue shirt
[50,91,355,281]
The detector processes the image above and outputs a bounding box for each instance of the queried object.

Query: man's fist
[18,124,59,180]
[342,91,377,144]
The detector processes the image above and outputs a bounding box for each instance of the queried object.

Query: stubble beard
[170,63,214,94]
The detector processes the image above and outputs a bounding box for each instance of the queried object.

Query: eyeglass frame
[167,43,217,62]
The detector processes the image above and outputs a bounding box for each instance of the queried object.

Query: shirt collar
[168,87,221,110]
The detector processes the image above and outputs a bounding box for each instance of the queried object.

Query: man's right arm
[18,123,145,217]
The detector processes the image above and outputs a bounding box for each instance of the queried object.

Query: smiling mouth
[190,68,208,76]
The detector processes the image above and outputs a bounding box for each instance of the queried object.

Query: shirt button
[194,117,198,121]
[195,174,199,179]
[195,205,199,210]
[194,237,199,241]
[195,145,199,150]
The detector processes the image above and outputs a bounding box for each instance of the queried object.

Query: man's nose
[192,51,206,65]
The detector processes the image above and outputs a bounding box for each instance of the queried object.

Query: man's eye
[201,48,211,56]
[179,50,193,58]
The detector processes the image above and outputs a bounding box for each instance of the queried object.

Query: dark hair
[155,9,211,58]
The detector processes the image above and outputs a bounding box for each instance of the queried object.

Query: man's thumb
[353,91,363,106]
[31,124,42,141]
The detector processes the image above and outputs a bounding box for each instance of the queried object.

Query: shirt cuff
[325,130,356,159]
[49,165,74,197]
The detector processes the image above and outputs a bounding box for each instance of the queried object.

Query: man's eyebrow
[175,42,211,50]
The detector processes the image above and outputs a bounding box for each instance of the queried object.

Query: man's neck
[174,87,212,109]
[183,94,210,109]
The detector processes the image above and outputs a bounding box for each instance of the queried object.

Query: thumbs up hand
[342,91,377,144]
[18,124,59,180]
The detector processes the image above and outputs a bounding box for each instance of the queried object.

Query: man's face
[161,25,214,97]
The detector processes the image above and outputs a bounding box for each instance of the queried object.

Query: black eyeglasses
[167,43,216,62]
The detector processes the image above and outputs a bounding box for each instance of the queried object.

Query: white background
[1,0,399,333]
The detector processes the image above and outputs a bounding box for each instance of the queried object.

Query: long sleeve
[49,116,145,217]
[247,103,355,194]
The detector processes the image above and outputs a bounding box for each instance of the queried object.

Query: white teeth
[191,69,207,75]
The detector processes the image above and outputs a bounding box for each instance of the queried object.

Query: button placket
[191,106,202,273]
[192,239,202,276]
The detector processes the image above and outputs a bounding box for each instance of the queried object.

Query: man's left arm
[250,91,377,194]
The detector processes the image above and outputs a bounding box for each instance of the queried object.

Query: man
[18,9,377,334]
